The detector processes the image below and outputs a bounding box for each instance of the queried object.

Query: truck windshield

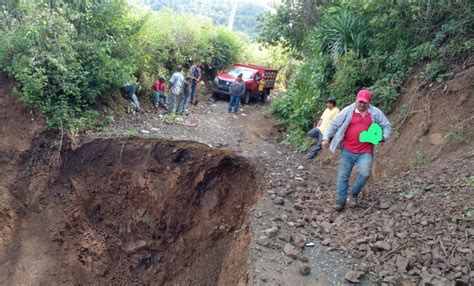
[228,67,256,80]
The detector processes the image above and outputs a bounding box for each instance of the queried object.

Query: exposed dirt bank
[1,138,261,285]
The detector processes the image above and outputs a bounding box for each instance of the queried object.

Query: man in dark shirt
[228,73,246,113]
[189,61,202,105]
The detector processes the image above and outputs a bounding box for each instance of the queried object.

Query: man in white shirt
[168,66,185,113]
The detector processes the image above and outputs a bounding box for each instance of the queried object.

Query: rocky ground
[102,95,474,285]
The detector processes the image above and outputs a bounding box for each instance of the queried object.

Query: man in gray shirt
[168,66,185,113]
[228,73,246,113]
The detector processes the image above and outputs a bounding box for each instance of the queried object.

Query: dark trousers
[306,127,323,158]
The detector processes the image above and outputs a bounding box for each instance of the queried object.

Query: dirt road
[103,98,364,285]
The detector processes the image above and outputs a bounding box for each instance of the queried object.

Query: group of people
[122,61,202,114]
[307,90,392,212]
[123,62,268,115]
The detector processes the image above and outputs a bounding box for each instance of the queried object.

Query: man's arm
[377,111,392,141]
[189,67,196,80]
[197,68,201,81]
[322,110,346,141]
[239,84,246,96]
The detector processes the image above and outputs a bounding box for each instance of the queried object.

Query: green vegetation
[411,151,426,168]
[261,0,474,149]
[0,0,242,133]
[139,0,268,38]
[467,177,474,188]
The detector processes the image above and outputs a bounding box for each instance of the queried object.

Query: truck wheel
[212,92,220,100]
[243,90,251,104]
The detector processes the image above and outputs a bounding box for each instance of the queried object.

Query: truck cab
[212,64,278,104]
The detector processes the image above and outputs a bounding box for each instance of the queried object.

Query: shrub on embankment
[0,1,241,133]
[261,1,473,150]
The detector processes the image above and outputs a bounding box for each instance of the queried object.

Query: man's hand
[321,140,329,149]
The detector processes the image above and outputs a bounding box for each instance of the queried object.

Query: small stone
[264,226,279,237]
[278,233,291,242]
[294,203,304,211]
[351,250,365,259]
[357,263,369,272]
[372,241,391,251]
[257,236,270,247]
[356,237,368,244]
[283,243,299,259]
[321,239,331,246]
[297,165,304,170]
[345,271,363,283]
[299,264,311,276]
[292,234,307,248]
[379,202,390,209]
[273,197,284,205]
[395,255,409,273]
[429,133,443,145]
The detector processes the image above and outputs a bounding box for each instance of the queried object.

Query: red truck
[212,64,278,104]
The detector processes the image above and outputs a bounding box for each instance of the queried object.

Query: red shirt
[343,110,373,153]
[151,81,165,93]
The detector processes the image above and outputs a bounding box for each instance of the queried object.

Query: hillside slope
[374,64,474,179]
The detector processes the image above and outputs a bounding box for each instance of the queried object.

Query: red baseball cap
[356,89,372,103]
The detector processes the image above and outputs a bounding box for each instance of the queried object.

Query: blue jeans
[306,127,323,158]
[190,79,198,104]
[123,84,140,111]
[336,149,373,207]
[228,95,240,113]
[176,92,190,113]
[153,91,168,105]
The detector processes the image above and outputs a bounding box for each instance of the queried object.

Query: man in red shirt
[151,77,168,109]
[321,90,392,212]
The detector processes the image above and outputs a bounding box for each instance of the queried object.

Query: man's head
[176,66,182,72]
[159,77,165,82]
[325,98,337,109]
[356,89,371,112]
[196,61,201,66]
[237,73,243,81]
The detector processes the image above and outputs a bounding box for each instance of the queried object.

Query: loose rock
[283,243,299,259]
[344,271,363,283]
[273,197,284,205]
[299,264,311,276]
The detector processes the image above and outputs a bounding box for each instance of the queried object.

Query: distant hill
[139,0,268,38]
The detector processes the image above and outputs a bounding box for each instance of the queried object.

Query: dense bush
[0,1,242,132]
[263,0,473,148]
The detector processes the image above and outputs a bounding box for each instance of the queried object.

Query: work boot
[334,204,345,212]
[348,196,358,208]
[306,151,317,160]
